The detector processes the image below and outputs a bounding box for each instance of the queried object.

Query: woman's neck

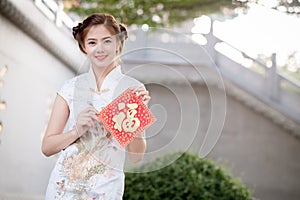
[92,63,116,91]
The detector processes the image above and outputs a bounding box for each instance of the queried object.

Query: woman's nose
[96,43,104,53]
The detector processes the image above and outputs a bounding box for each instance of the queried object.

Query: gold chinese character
[112,103,140,132]
[112,111,126,132]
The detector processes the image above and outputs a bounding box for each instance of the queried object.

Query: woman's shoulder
[58,73,89,96]
[112,74,145,98]
[118,74,144,88]
[61,72,89,88]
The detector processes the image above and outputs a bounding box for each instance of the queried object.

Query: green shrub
[124,152,252,200]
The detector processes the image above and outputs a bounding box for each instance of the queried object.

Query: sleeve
[57,78,74,106]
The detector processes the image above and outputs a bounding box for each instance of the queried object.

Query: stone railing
[34,0,75,32]
[205,27,300,124]
[122,27,300,135]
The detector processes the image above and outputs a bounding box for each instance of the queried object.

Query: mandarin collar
[88,65,123,92]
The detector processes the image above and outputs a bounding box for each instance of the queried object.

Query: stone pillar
[266,53,279,102]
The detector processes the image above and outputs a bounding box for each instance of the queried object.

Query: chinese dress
[45,65,143,200]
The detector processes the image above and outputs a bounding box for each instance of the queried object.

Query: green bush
[124,152,252,200]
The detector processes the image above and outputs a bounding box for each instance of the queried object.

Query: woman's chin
[93,60,115,69]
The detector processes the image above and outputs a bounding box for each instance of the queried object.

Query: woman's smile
[95,55,108,61]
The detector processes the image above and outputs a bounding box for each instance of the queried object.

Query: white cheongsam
[45,66,144,200]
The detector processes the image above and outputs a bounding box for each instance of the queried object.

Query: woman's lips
[96,55,107,61]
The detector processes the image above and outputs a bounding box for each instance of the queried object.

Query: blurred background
[0,0,300,199]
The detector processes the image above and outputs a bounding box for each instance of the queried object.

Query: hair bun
[72,22,83,39]
[119,23,128,41]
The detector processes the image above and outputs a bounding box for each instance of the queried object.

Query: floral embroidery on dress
[55,179,65,199]
[56,123,115,199]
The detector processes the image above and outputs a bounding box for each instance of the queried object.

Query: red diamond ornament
[97,88,156,147]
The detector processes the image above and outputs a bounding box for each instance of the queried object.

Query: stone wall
[141,82,300,200]
[0,0,81,197]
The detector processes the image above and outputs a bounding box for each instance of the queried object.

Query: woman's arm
[127,132,147,163]
[41,95,77,157]
[41,94,98,157]
[127,87,151,162]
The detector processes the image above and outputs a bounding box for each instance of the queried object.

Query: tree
[63,0,300,27]
[63,0,236,27]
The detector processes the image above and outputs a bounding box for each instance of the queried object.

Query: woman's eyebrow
[87,38,97,41]
[102,36,112,40]
[86,36,112,41]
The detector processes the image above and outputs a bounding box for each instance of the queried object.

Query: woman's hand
[133,87,151,106]
[75,106,99,137]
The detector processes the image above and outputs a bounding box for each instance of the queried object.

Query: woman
[42,13,150,199]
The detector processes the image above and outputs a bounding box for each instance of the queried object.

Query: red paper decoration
[97,88,156,147]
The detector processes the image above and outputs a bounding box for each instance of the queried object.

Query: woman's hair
[72,13,128,55]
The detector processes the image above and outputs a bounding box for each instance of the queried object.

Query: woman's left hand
[133,87,151,106]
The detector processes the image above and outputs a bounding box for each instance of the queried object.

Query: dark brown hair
[72,13,128,54]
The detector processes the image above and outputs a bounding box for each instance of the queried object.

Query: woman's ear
[116,44,120,54]
[116,39,122,53]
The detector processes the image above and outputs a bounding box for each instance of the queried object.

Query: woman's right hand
[75,106,99,137]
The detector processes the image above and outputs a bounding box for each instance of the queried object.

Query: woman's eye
[88,41,96,45]
[104,40,112,44]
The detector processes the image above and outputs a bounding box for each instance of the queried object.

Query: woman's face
[83,24,119,69]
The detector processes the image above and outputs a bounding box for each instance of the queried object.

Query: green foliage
[65,0,235,27]
[64,0,300,27]
[124,152,252,200]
